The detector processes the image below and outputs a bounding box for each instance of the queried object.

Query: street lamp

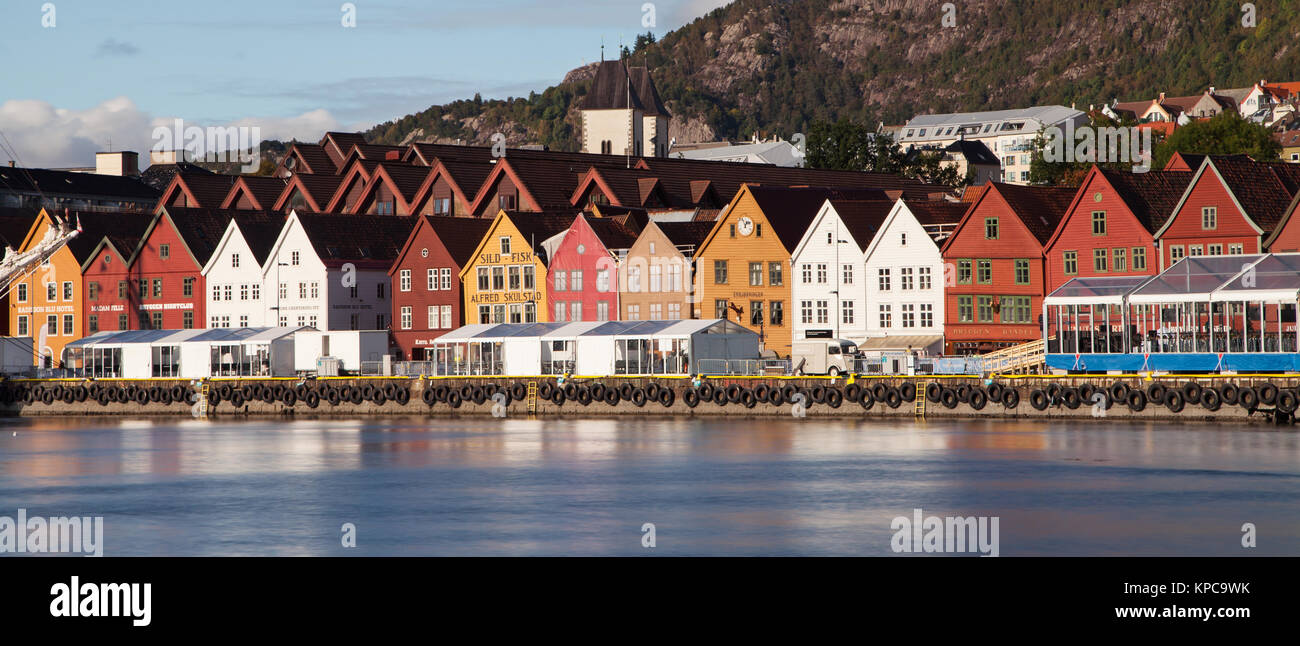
[273,261,289,327]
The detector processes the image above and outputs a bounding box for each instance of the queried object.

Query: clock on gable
[737,216,755,236]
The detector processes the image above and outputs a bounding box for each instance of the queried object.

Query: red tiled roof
[295,213,416,269]
[745,186,891,252]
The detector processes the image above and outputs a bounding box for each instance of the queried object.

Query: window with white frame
[879,304,892,328]
[841,301,854,325]
[401,306,412,329]
[878,268,891,291]
[400,270,411,291]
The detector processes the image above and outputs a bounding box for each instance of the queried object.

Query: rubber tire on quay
[682,389,700,408]
[1127,390,1147,412]
[1147,382,1166,405]
[957,384,972,403]
[230,392,245,408]
[305,391,320,408]
[726,384,743,403]
[422,388,437,406]
[1238,387,1258,411]
[538,383,555,400]
[1046,383,1062,400]
[1277,390,1299,415]
[446,391,462,408]
[941,388,958,410]
[349,388,364,405]
[986,382,1003,403]
[1001,387,1020,409]
[1109,382,1130,404]
[632,388,648,407]
[1219,383,1239,406]
[282,389,297,407]
[645,383,661,401]
[604,389,619,406]
[825,387,843,408]
[811,386,827,404]
[658,388,675,407]
[1029,389,1049,411]
[713,388,728,406]
[843,383,861,403]
[741,389,757,409]
[1062,388,1081,410]
[884,388,903,409]
[768,388,785,407]
[697,383,715,401]
[470,386,486,405]
[1200,388,1221,412]
[372,389,387,406]
[1181,382,1202,405]
[550,389,566,406]
[753,384,771,403]
[872,383,888,401]
[780,384,797,403]
[577,387,592,406]
[328,388,342,406]
[926,382,943,403]
[1165,390,1185,413]
[968,388,988,411]
[1258,383,1279,406]
[900,382,917,402]
[859,391,874,410]
[619,383,635,401]
[1077,383,1095,403]
[589,383,606,401]
[563,383,578,400]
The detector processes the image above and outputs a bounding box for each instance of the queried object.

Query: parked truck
[791,338,861,376]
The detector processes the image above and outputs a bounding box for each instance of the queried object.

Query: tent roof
[1127,255,1266,303]
[1210,253,1300,302]
[1045,276,1153,305]
[67,327,306,348]
[431,318,752,342]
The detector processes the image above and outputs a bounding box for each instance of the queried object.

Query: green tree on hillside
[1151,112,1280,168]
[805,119,965,187]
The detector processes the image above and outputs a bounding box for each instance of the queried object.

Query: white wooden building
[789,199,891,344]
[202,214,284,329]
[861,199,968,353]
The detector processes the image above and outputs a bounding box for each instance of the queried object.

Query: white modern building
[293,329,390,373]
[896,106,1087,184]
[669,139,804,167]
[861,199,968,355]
[789,199,892,344]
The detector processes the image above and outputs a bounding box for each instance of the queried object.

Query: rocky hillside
[365,0,1300,150]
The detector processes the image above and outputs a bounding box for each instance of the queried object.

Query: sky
[0,0,733,168]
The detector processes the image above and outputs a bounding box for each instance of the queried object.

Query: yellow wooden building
[458,210,574,324]
[694,185,889,356]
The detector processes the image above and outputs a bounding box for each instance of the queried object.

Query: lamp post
[273,261,288,327]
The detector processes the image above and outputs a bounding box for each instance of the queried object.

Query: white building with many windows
[258,211,413,333]
[202,213,284,329]
[896,106,1087,185]
[789,199,894,344]
[861,199,968,352]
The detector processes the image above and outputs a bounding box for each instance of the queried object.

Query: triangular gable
[569,167,625,208]
[200,218,245,276]
[861,199,943,262]
[272,174,326,213]
[258,211,304,280]
[79,235,133,274]
[468,160,541,216]
[940,184,1047,255]
[409,161,475,215]
[456,210,512,279]
[387,215,438,276]
[694,184,754,259]
[1042,165,1110,250]
[349,164,428,215]
[1155,157,1259,239]
[127,208,208,270]
[155,175,199,214]
[323,162,376,213]
[1264,190,1300,250]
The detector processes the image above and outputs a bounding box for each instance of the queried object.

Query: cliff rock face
[367,0,1300,150]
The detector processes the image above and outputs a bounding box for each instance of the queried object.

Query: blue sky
[0,0,731,166]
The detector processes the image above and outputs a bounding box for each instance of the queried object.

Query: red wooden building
[940,183,1077,354]
[1042,165,1192,293]
[387,214,494,360]
[547,213,640,322]
[85,207,247,332]
[1154,156,1300,268]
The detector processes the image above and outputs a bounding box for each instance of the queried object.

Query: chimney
[1158,92,1166,103]
[1209,86,1216,94]
[95,151,139,177]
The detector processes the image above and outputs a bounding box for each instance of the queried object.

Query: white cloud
[0,97,354,169]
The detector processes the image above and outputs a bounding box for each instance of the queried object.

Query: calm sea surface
[1,415,1296,556]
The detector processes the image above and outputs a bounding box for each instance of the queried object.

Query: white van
[791,339,861,376]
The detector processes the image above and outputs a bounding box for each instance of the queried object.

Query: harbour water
[1,416,1296,556]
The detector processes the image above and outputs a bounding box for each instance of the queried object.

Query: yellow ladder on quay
[913,380,926,417]
[526,381,538,414]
